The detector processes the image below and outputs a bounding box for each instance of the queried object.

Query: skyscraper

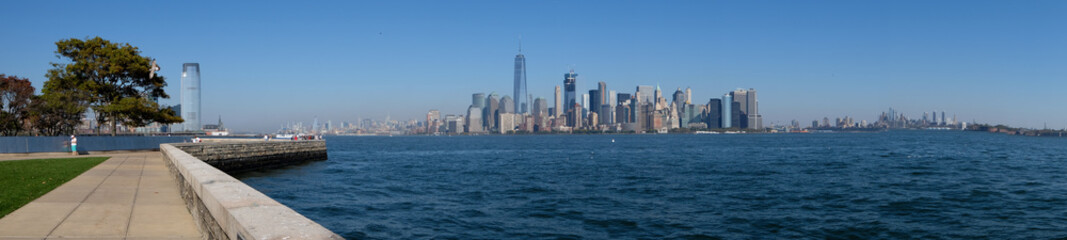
[500,96,515,114]
[532,97,547,118]
[707,99,722,128]
[730,88,761,129]
[513,49,528,114]
[484,93,500,131]
[636,85,654,104]
[685,87,692,104]
[721,93,732,128]
[554,86,562,117]
[180,63,201,131]
[597,82,607,110]
[564,70,577,113]
[672,88,685,106]
[472,93,486,108]
[588,89,600,117]
[748,88,761,129]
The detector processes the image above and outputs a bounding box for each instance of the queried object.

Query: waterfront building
[606,90,617,124]
[180,63,201,131]
[513,49,528,114]
[564,70,578,113]
[731,101,743,129]
[566,103,582,128]
[499,113,518,134]
[721,94,732,128]
[426,110,440,133]
[588,112,598,129]
[729,88,762,129]
[554,86,563,117]
[466,106,483,133]
[446,115,464,134]
[708,98,722,128]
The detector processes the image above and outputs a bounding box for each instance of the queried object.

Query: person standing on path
[70,135,77,155]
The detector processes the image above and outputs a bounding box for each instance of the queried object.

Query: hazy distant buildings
[180,63,201,132]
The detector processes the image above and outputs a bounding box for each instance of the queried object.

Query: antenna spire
[518,35,522,53]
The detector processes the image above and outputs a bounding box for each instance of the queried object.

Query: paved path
[0,152,202,240]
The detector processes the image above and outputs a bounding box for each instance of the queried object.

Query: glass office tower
[181,63,201,131]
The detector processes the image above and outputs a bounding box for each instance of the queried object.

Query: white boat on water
[695,131,720,134]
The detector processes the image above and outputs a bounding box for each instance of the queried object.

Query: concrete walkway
[0,152,202,240]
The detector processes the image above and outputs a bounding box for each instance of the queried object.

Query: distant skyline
[1,1,1065,132]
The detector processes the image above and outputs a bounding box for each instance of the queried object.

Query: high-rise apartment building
[180,63,201,131]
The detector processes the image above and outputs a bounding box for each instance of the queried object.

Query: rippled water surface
[238,131,1067,239]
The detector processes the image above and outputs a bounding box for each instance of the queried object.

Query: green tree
[44,37,182,136]
[26,93,87,136]
[0,74,35,135]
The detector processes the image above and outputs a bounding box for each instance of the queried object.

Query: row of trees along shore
[0,37,182,136]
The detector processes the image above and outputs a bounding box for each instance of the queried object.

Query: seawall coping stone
[160,142,341,240]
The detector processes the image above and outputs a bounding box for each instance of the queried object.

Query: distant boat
[694,131,720,134]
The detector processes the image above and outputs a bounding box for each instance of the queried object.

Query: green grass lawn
[0,157,109,218]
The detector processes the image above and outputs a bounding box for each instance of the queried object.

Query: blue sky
[1,1,1065,132]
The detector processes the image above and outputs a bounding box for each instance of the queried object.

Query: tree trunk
[111,118,117,136]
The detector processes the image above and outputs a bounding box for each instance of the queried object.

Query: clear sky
[1,1,1065,132]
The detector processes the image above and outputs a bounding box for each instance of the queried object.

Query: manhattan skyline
[1,1,1065,132]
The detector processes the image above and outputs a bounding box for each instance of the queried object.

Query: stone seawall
[172,141,328,174]
[160,141,341,240]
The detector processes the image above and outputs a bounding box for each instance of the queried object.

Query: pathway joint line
[43,155,129,237]
[123,155,146,239]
